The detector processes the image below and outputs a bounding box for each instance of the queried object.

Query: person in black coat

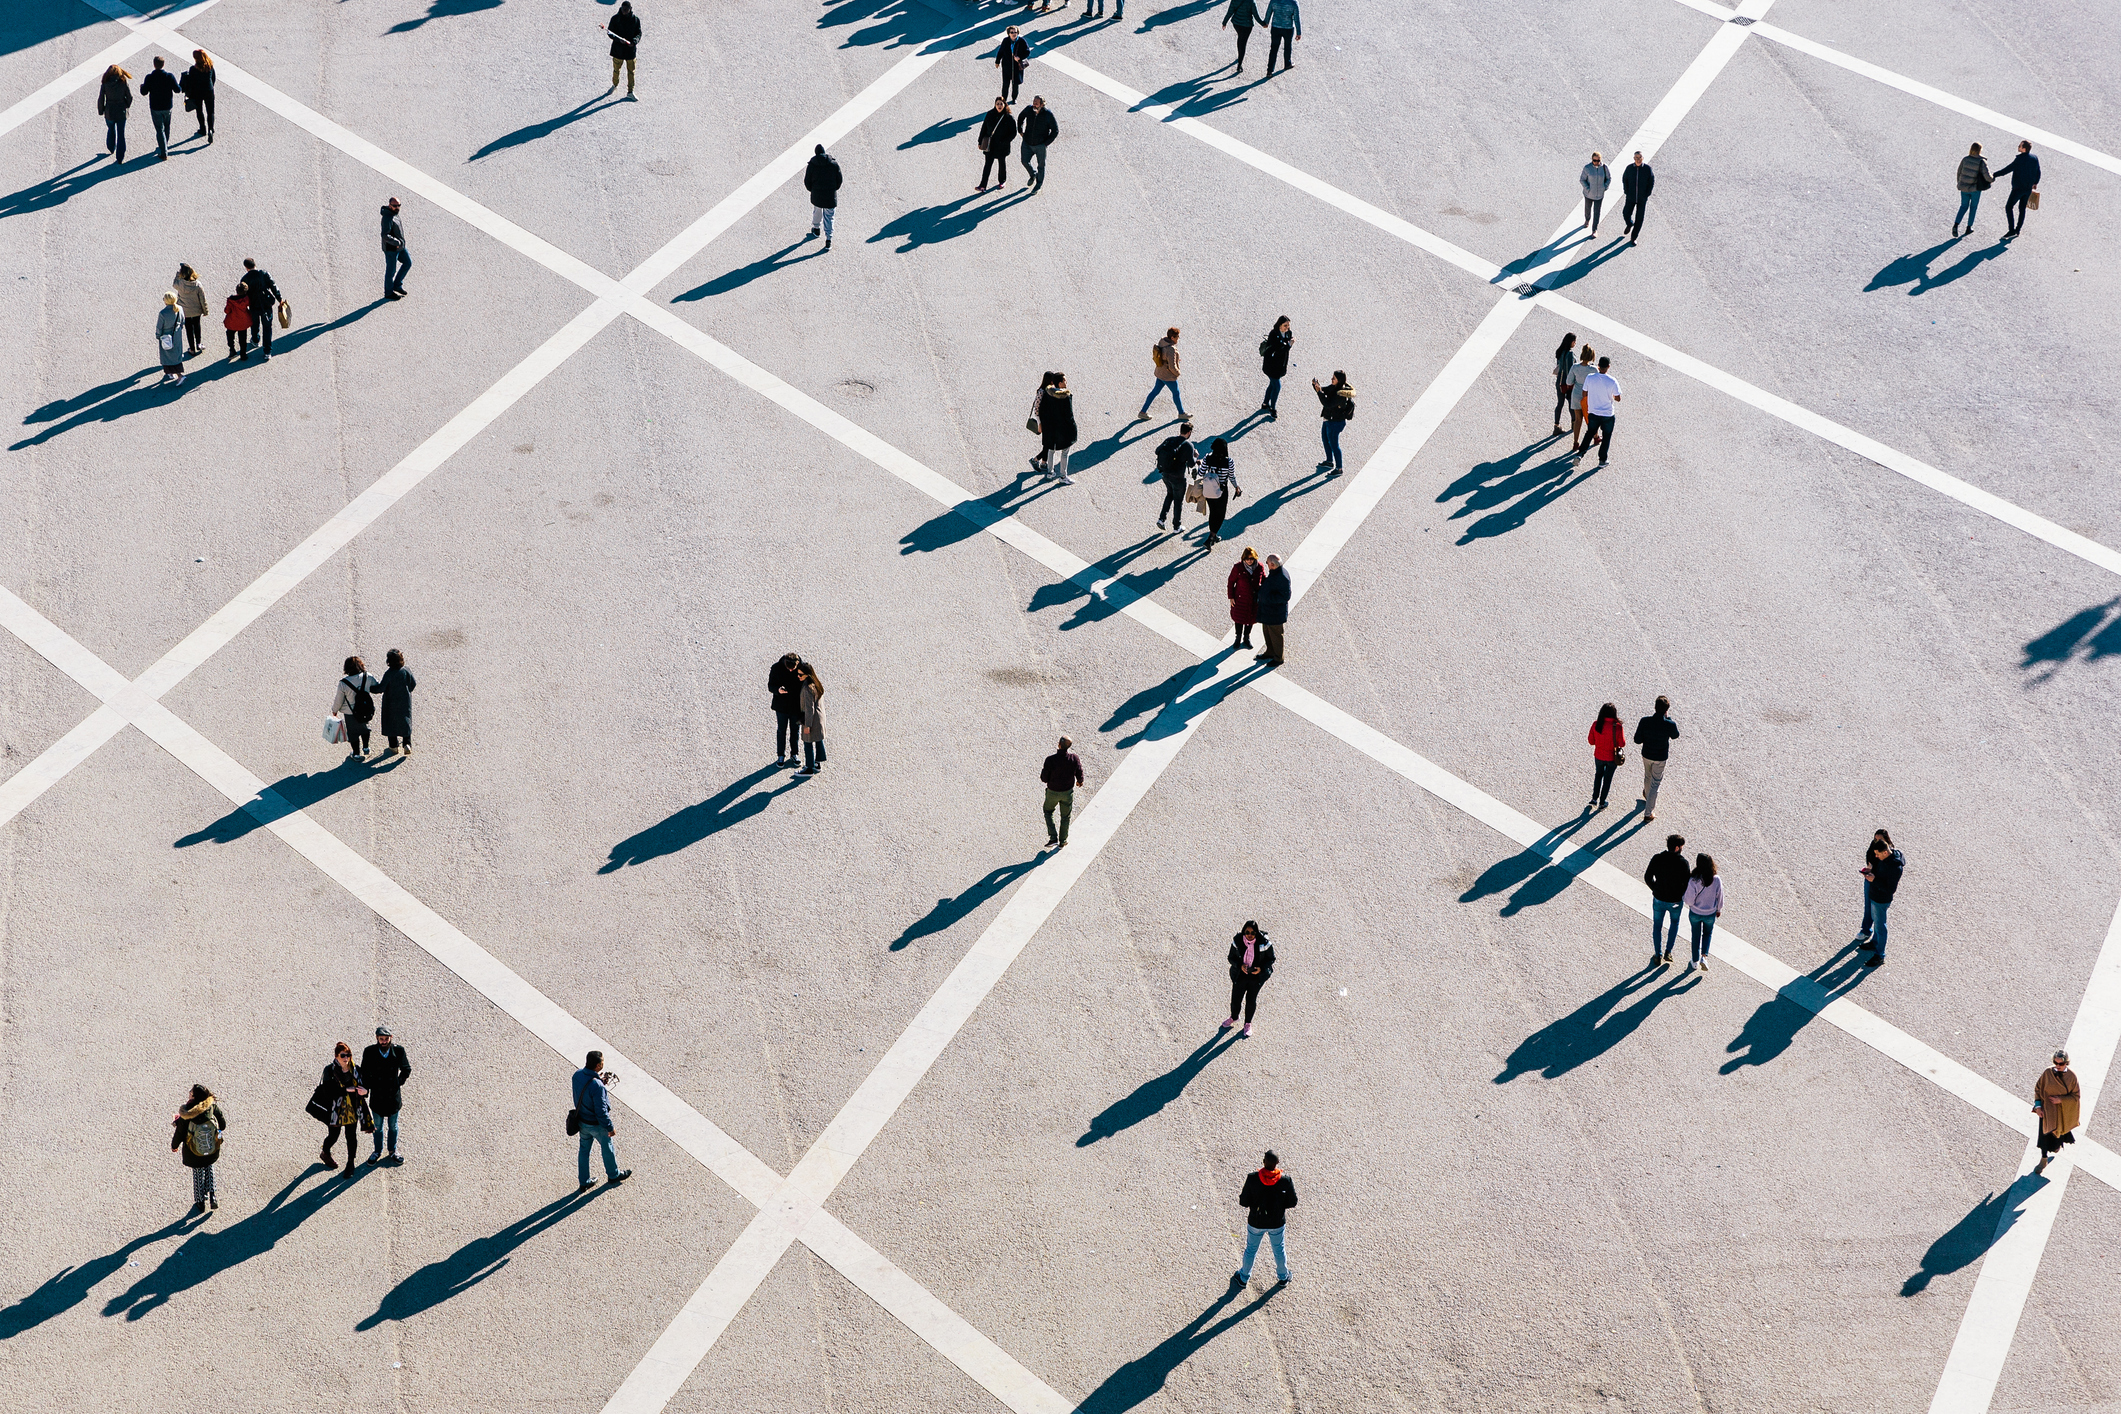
[604,1,641,96]
[172,1084,227,1215]
[769,652,809,765]
[359,1027,412,1164]
[382,197,410,300]
[1856,829,1905,967]
[1222,921,1275,1037]
[1254,556,1291,665]
[1035,372,1079,483]
[1018,95,1058,193]
[239,258,279,357]
[1643,832,1689,966]
[1155,420,1197,532]
[379,648,416,755]
[977,98,1017,192]
[1234,1149,1296,1285]
[181,49,215,143]
[994,28,1029,104]
[1993,141,2041,239]
[314,1042,368,1175]
[140,56,180,161]
[96,64,133,162]
[1620,151,1653,244]
[1258,316,1292,418]
[804,144,843,247]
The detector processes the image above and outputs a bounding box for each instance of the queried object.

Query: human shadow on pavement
[1213,465,1336,543]
[1067,418,1164,476]
[1435,435,1596,543]
[672,238,828,300]
[1128,68,1265,121]
[1902,1186,2024,1296]
[870,188,1033,251]
[175,753,402,849]
[599,764,801,872]
[388,0,504,34]
[1100,653,1273,749]
[1027,534,1210,632]
[898,112,984,149]
[0,155,137,221]
[355,1189,605,1329]
[1864,235,2010,296]
[1494,962,1696,1083]
[1460,806,1642,917]
[101,1167,351,1320]
[2019,596,2121,684]
[470,92,630,160]
[818,0,996,53]
[1539,235,1633,291]
[1078,1032,1239,1145]
[1492,229,1593,285]
[1720,942,1872,1073]
[899,468,1064,554]
[891,857,1039,950]
[0,1216,193,1337]
[1,0,192,61]
[1133,0,1220,32]
[1076,1281,1282,1412]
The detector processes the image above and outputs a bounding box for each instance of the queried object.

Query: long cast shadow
[1540,235,1633,291]
[1078,1032,1238,1145]
[1126,66,1265,120]
[1720,942,1872,1073]
[1902,1186,2024,1296]
[818,0,997,52]
[672,238,827,301]
[0,1215,193,1337]
[1077,1282,1282,1412]
[898,112,983,149]
[2020,596,2121,684]
[1064,416,1165,476]
[1485,807,1647,915]
[1492,229,1593,284]
[599,764,802,872]
[1027,534,1210,632]
[1494,962,1695,1083]
[175,753,402,848]
[899,468,1065,555]
[870,187,1033,252]
[1435,434,1596,543]
[1460,805,1642,917]
[1212,465,1336,543]
[1864,234,2010,295]
[470,92,629,160]
[387,0,504,33]
[1133,0,1220,31]
[891,857,1040,950]
[356,1189,603,1329]
[0,155,137,221]
[101,1167,351,1320]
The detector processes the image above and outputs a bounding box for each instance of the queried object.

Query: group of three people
[96,51,216,164]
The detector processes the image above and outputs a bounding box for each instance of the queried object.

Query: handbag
[277,299,291,330]
[323,714,347,744]
[159,333,174,350]
[1025,417,1040,435]
[1185,478,1207,510]
[565,1107,582,1136]
[357,1098,375,1134]
[2028,189,2040,210]
[305,1085,334,1125]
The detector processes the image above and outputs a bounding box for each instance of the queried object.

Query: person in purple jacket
[1041,736,1084,848]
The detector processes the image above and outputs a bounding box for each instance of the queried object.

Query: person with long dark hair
[1198,437,1237,548]
[1682,854,1723,974]
[1258,315,1292,418]
[332,655,382,758]
[315,1042,368,1173]
[1227,547,1264,649]
[1587,702,1625,809]
[1036,372,1079,484]
[977,97,1017,191]
[798,665,827,775]
[1223,921,1275,1037]
[171,1084,226,1215]
[174,264,207,356]
[1551,332,1577,433]
[380,649,416,757]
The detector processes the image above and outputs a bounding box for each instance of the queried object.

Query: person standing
[1620,151,1653,244]
[2033,1051,2080,1175]
[1018,95,1057,193]
[174,264,207,356]
[1632,695,1677,820]
[1258,316,1292,419]
[1577,355,1620,466]
[333,656,383,758]
[1155,419,1197,532]
[1223,0,1261,72]
[381,197,411,300]
[1136,327,1186,421]
[1643,833,1689,967]
[1564,344,1595,452]
[1197,438,1237,548]
[359,1027,411,1165]
[1255,554,1290,664]
[1263,0,1300,75]
[1550,332,1577,434]
[1682,854,1722,974]
[1953,142,1990,236]
[1855,829,1903,968]
[1580,152,1610,234]
[604,2,641,97]
[171,1084,227,1215]
[769,653,808,764]
[1233,1150,1296,1284]
[222,285,251,361]
[97,65,133,163]
[1994,141,2041,239]
[1041,735,1083,849]
[803,144,842,247]
[1312,370,1353,475]
[1222,921,1274,1036]
[1227,547,1264,649]
[240,258,279,358]
[379,649,416,756]
[976,97,1018,192]
[572,1051,631,1189]
[181,49,215,143]
[798,666,828,775]
[995,27,1029,105]
[1036,371,1078,483]
[140,56,179,161]
[155,293,186,386]
[315,1042,368,1173]
[1586,702,1625,810]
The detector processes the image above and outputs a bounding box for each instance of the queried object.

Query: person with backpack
[1197,437,1238,548]
[1222,920,1275,1037]
[1035,371,1079,483]
[1682,854,1723,974]
[379,649,416,756]
[171,1084,227,1215]
[96,64,133,163]
[1586,701,1625,810]
[240,258,280,358]
[1855,829,1904,968]
[359,1026,412,1164]
[1154,419,1197,532]
[572,1050,631,1189]
[1258,316,1292,419]
[769,651,809,765]
[1643,833,1689,967]
[222,285,251,361]
[1227,546,1264,649]
[314,1041,368,1174]
[804,144,842,248]
[1136,327,1187,421]
[1312,371,1353,475]
[1631,694,1678,820]
[332,655,383,758]
[139,55,179,161]
[1953,142,1991,236]
[976,97,1017,192]
[181,49,215,143]
[1233,1150,1296,1285]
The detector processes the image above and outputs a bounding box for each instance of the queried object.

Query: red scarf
[1258,1167,1282,1186]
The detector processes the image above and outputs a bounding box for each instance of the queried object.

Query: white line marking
[0,0,226,144]
[1928,898,2121,1414]
[0,707,126,829]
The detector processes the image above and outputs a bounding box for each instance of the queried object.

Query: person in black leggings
[316,1042,368,1174]
[1221,921,1275,1038]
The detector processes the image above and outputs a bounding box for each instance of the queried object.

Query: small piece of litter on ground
[1339,988,1348,996]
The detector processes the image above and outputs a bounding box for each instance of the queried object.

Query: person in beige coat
[2034,1051,2080,1174]
[798,667,828,775]
[173,264,208,356]
[1135,326,1188,421]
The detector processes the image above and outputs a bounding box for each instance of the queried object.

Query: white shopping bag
[323,714,347,744]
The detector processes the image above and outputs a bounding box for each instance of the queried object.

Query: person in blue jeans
[1855,830,1903,968]
[1643,834,1689,967]
[1234,1150,1296,1285]
[1682,854,1723,974]
[573,1051,633,1190]
[1953,142,1989,236]
[1136,328,1186,421]
[381,197,411,300]
[1311,371,1354,475]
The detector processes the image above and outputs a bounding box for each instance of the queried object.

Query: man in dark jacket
[994,28,1029,104]
[1019,95,1057,193]
[769,652,808,765]
[1041,736,1084,848]
[140,55,180,161]
[381,198,410,300]
[1632,695,1678,820]
[1620,150,1654,245]
[1643,833,1689,966]
[240,258,279,357]
[1155,420,1197,532]
[1857,832,1905,967]
[804,144,842,247]
[1234,1149,1296,1285]
[604,1,641,97]
[977,98,1017,192]
[1994,141,2041,238]
[1254,555,1291,665]
[359,1027,412,1164]
[1311,371,1354,475]
[573,1051,631,1189]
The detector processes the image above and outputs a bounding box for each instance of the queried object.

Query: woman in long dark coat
[1258,316,1292,419]
[1223,921,1275,1038]
[1037,372,1078,484]
[380,648,416,756]
[315,1042,368,1174]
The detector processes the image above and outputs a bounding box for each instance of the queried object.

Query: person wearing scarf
[1222,921,1275,1038]
[2034,1051,2080,1175]
[171,1085,227,1215]
[1234,1149,1296,1285]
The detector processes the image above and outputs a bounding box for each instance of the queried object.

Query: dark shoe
[1864,956,1883,968]
[384,291,403,301]
[577,1180,596,1192]
[609,1169,633,1184]
[320,1148,337,1170]
[366,1153,381,1166]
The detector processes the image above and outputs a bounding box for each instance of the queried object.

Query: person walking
[314,1041,369,1174]
[1227,547,1264,649]
[1262,0,1300,75]
[1034,371,1078,483]
[240,258,280,358]
[333,656,383,759]
[140,55,179,161]
[1040,735,1083,849]
[1620,151,1653,244]
[181,49,215,143]
[1197,438,1237,548]
[604,2,641,97]
[379,649,416,756]
[1644,833,1689,967]
[1019,95,1057,193]
[97,64,133,163]
[1233,1150,1296,1284]
[572,1051,631,1189]
[381,197,411,300]
[222,285,251,361]
[1994,141,2041,239]
[769,652,809,764]
[1632,695,1677,820]
[1222,920,1275,1036]
[798,665,828,775]
[1155,419,1197,532]
[1136,327,1186,421]
[171,1084,227,1215]
[1223,0,1261,72]
[1682,854,1722,974]
[1587,702,1625,810]
[1550,332,1577,434]
[803,144,842,247]
[976,97,1017,192]
[1258,316,1292,419]
[359,1027,411,1165]
[1854,829,1903,968]
[1953,142,1990,236]
[995,27,1029,105]
[1564,344,1595,452]
[1580,152,1611,234]
[155,292,186,386]
[1577,355,1620,466]
[174,264,207,356]
[2033,1051,2080,1175]
[1255,554,1290,664]
[1312,370,1353,475]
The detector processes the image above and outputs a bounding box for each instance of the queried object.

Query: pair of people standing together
[1642,834,1722,972]
[768,652,828,773]
[1225,547,1289,661]
[310,1030,413,1173]
[331,652,417,758]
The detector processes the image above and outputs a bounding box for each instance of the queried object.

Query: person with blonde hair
[155,292,186,385]
[97,64,133,162]
[181,48,216,142]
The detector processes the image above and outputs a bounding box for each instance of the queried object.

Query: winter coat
[241,267,279,311]
[1152,336,1180,380]
[1254,566,1292,625]
[223,295,251,331]
[1956,153,1991,192]
[1992,152,2041,194]
[804,152,843,208]
[769,658,807,716]
[1621,161,1654,200]
[1580,162,1610,200]
[97,72,133,117]
[381,205,407,251]
[316,1061,365,1128]
[1239,1168,1297,1228]
[331,672,383,722]
[2036,1066,2081,1139]
[174,278,208,317]
[978,109,1018,152]
[140,68,179,111]
[1260,326,1291,378]
[996,35,1029,73]
[1224,0,1261,24]
[156,305,184,366]
[1262,0,1300,31]
[1588,717,1625,761]
[1643,850,1690,904]
[800,682,825,741]
[181,63,215,102]
[359,1044,412,1117]
[379,667,416,737]
[1038,389,1077,449]
[1227,560,1263,625]
[1864,846,1904,904]
[606,8,641,58]
[1019,107,1058,148]
[1228,929,1275,981]
[1316,380,1355,421]
[1155,434,1197,486]
[172,1099,227,1167]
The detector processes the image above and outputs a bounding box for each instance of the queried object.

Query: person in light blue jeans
[1234,1150,1296,1285]
[1682,854,1723,974]
[1953,143,1989,236]
[573,1052,633,1190]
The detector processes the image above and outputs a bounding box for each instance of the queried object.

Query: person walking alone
[1312,370,1353,475]
[1223,0,1260,73]
[172,1084,227,1215]
[1632,695,1677,820]
[2033,1051,2080,1175]
[1255,554,1290,664]
[240,258,280,359]
[798,665,828,775]
[1041,735,1083,849]
[995,27,1029,105]
[359,1027,411,1164]
[1222,920,1274,1036]
[1953,142,1990,236]
[222,284,250,361]
[333,656,383,759]
[804,144,842,247]
[572,1051,631,1189]
[140,56,179,161]
[1019,95,1057,193]
[1854,829,1903,968]
[1136,327,1186,421]
[1580,151,1610,234]
[769,653,809,764]
[1620,151,1653,244]
[181,49,215,143]
[604,2,641,97]
[1262,0,1300,75]
[381,197,411,300]
[1233,1150,1296,1285]
[1155,419,1197,532]
[1258,316,1292,419]
[1577,355,1620,466]
[1682,854,1722,974]
[1227,546,1264,649]
[1994,141,2040,239]
[1644,833,1688,967]
[379,649,416,756]
[97,64,133,163]
[976,97,1017,192]
[1550,332,1577,434]
[314,1042,368,1174]
[1034,371,1078,483]
[155,292,186,387]
[1587,702,1625,810]
[1197,437,1237,548]
[173,265,207,356]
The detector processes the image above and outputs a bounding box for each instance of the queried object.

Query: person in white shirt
[1578,356,1621,465]
[1580,152,1610,234]
[331,655,384,758]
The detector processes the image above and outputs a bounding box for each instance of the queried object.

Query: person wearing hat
[360,1026,413,1165]
[1223,921,1275,1037]
[2034,1051,2079,1175]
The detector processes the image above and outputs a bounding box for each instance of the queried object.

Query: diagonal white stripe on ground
[0,0,227,144]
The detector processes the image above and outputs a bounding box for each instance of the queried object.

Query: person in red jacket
[1587,701,1625,810]
[221,288,251,361]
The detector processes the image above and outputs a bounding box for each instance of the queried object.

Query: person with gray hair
[1580,151,1610,234]
[1254,555,1291,665]
[2034,1051,2078,1175]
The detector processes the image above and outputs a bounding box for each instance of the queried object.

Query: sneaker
[1240,1023,1252,1037]
[1030,455,1045,473]
[1135,411,1151,421]
[577,1180,596,1192]
[1232,1271,1249,1285]
[824,238,832,250]
[1061,474,1075,484]
[1220,1017,1237,1029]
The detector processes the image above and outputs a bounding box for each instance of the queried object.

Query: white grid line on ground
[0,0,225,143]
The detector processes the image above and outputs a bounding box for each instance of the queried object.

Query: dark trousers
[1321,418,1345,470]
[248,304,273,352]
[1592,757,1618,804]
[1000,66,1023,102]
[150,107,173,156]
[803,738,828,770]
[1260,622,1284,661]
[1622,194,1647,239]
[1267,26,1293,71]
[1229,971,1267,1022]
[776,712,803,758]
[1233,24,1252,64]
[1205,494,1228,540]
[348,721,371,752]
[1582,413,1614,463]
[183,315,201,353]
[2005,191,2030,232]
[323,1124,359,1167]
[195,92,215,137]
[386,727,412,750]
[225,329,245,358]
[384,246,411,295]
[1553,380,1570,427]
[1159,479,1186,526]
[105,115,127,159]
[981,152,1009,186]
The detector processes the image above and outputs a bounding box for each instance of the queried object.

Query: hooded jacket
[804,151,843,208]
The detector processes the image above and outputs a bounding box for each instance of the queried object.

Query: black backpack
[1258,334,1274,358]
[1155,437,1190,477]
[345,676,376,724]
[1325,385,1356,421]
